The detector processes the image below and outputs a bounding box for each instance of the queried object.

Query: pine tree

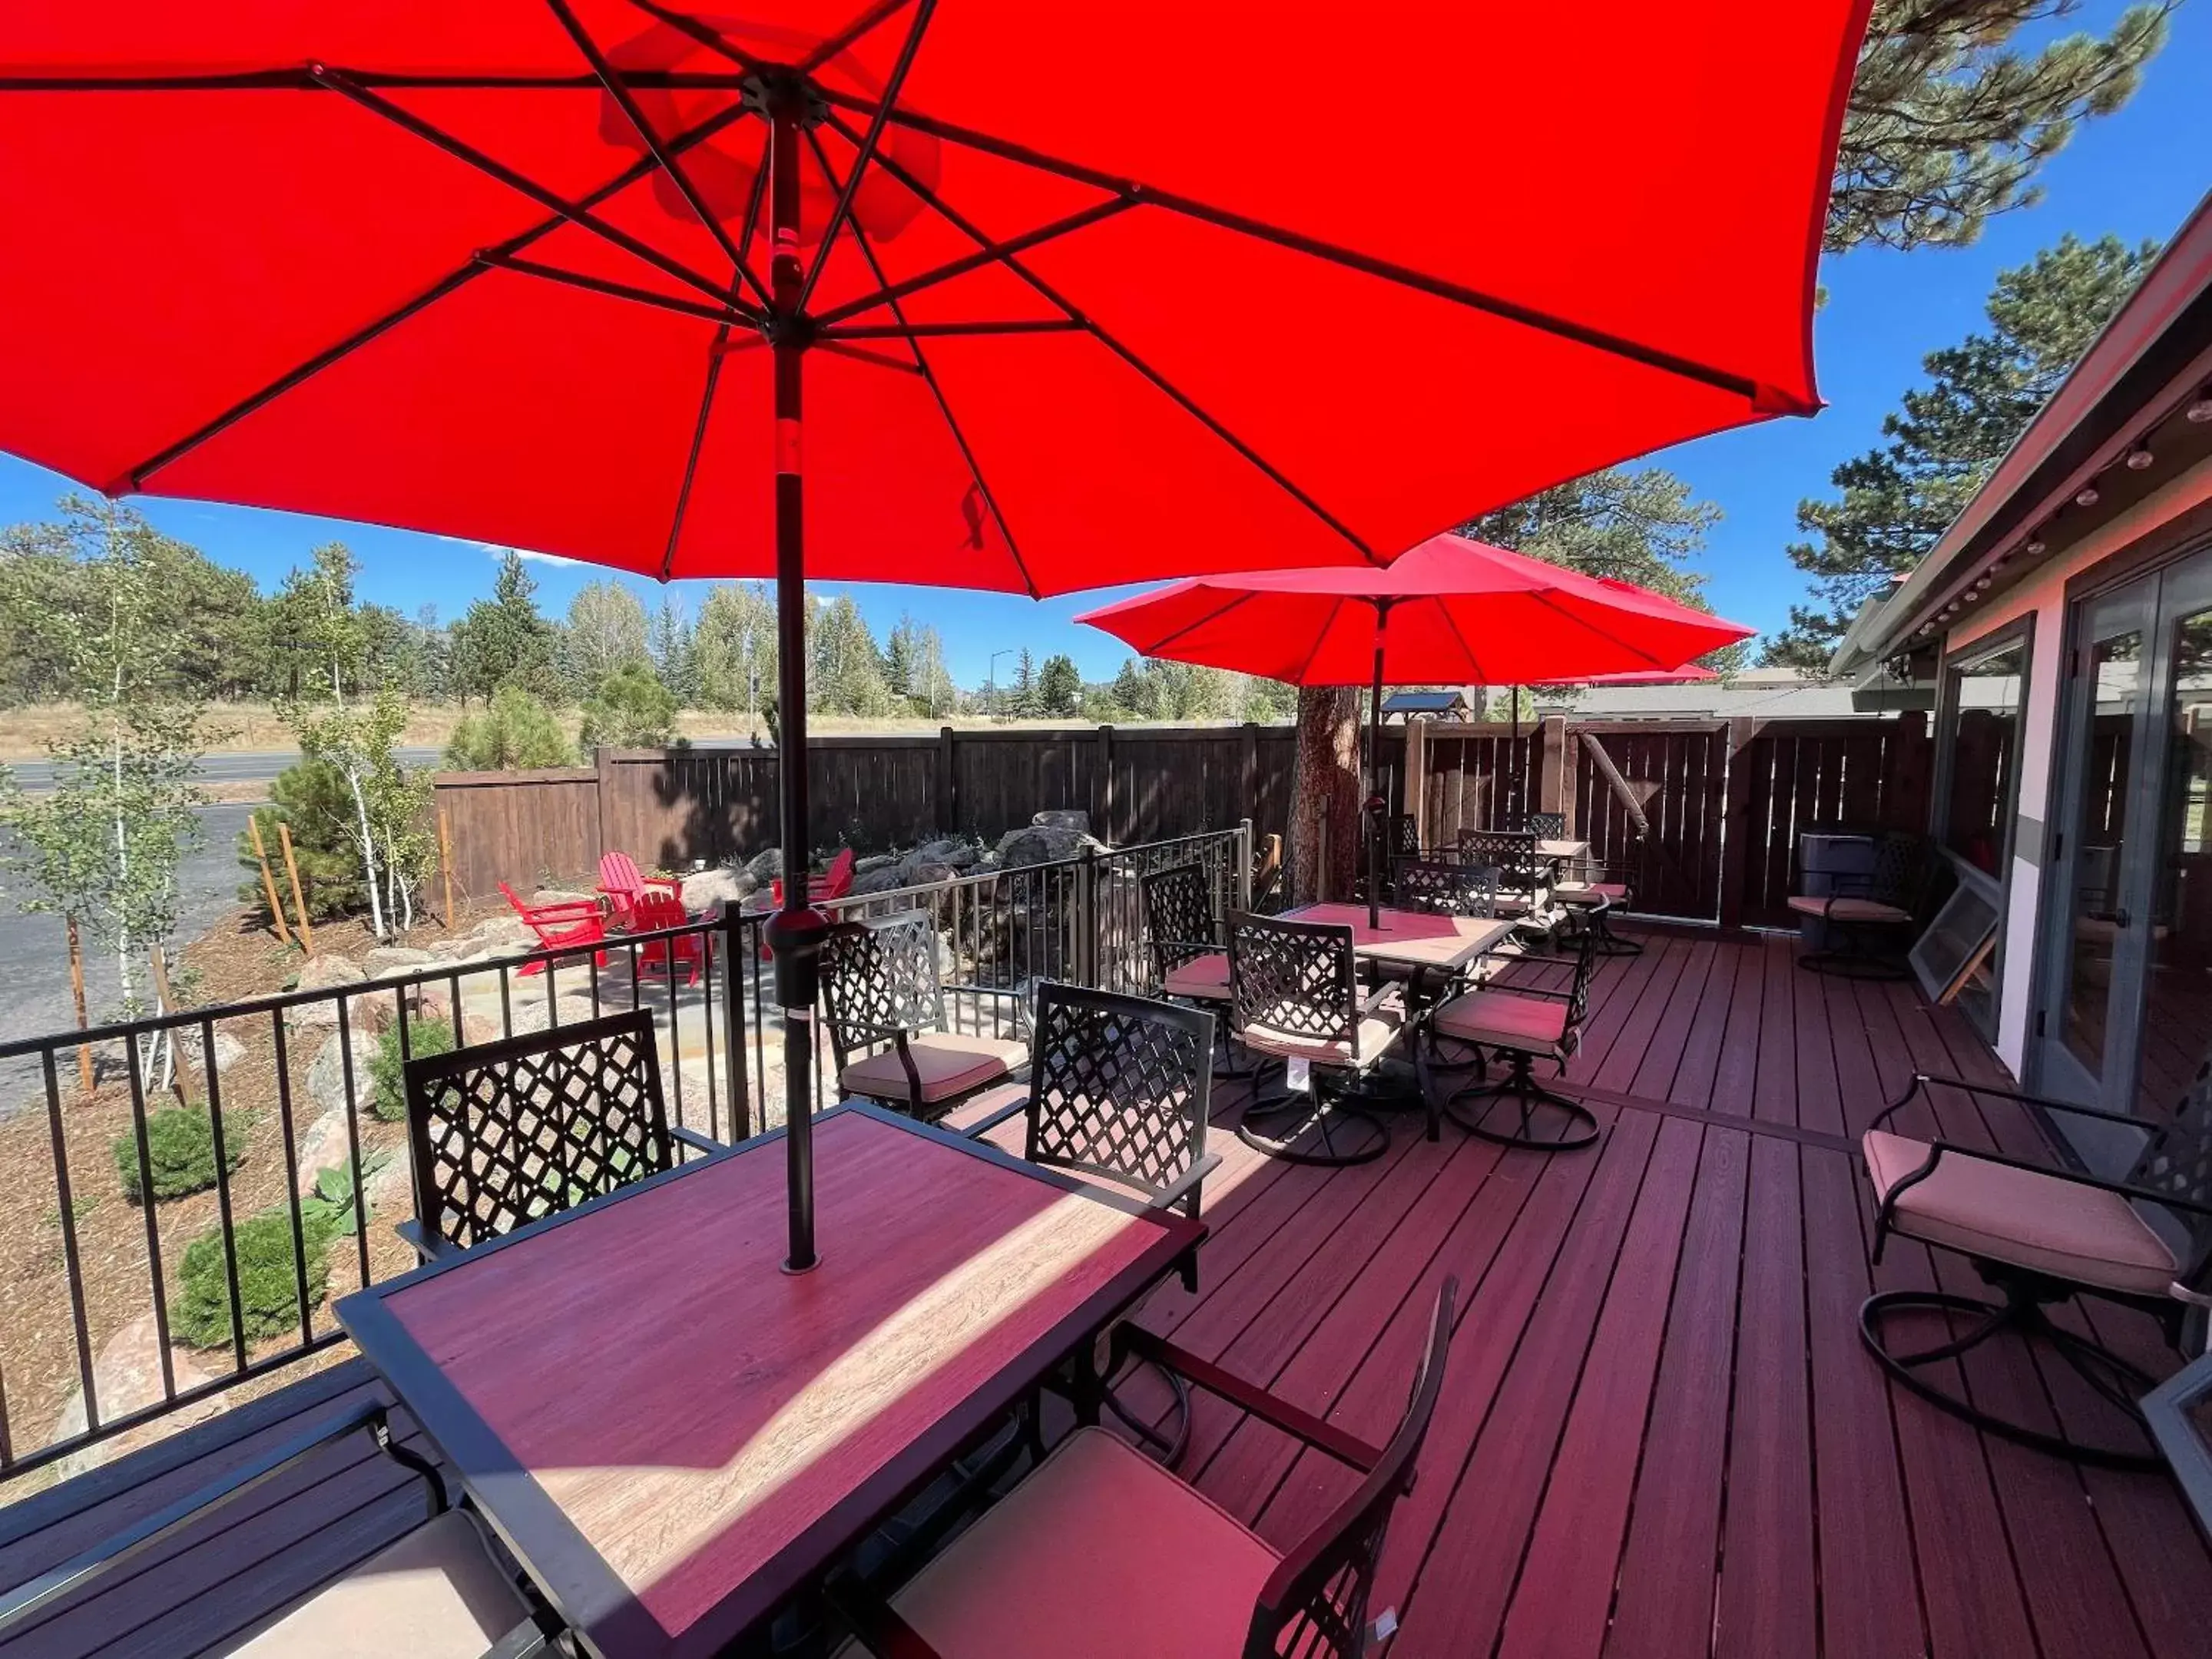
[449,549,558,703]
[647,594,700,706]
[1037,653,1083,717]
[1763,233,2157,667]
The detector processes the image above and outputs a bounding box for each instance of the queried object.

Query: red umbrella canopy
[0,2,1868,596]
[1075,533,1755,683]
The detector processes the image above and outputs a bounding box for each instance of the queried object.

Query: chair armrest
[644,874,685,896]
[0,1399,423,1631]
[1869,1071,2172,1135]
[669,1124,722,1157]
[1111,1325,1386,1472]
[949,983,1033,1035]
[961,1094,1032,1141]
[1885,1141,2212,1221]
[823,1571,948,1659]
[524,898,604,921]
[394,1218,458,1263]
[1147,1151,1223,1213]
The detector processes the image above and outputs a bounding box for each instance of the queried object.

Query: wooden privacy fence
[1399,712,1932,929]
[432,724,1298,901]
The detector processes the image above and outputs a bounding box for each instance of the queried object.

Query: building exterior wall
[1936,452,2212,1078]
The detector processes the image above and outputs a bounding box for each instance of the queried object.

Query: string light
[2125,445,2154,471]
[2188,388,2212,423]
[2075,484,2101,508]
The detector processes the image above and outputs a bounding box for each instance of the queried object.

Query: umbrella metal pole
[1366,601,1391,932]
[761,85,824,1274]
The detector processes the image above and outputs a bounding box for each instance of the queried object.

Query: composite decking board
[1375,1108,1664,1641]
[1798,1147,1931,1659]
[1751,934,1800,1128]
[1488,1115,1705,1659]
[1598,1124,1750,1659]
[1791,952,1847,1137]
[1246,1114,1618,1552]
[1711,1135,1818,1659]
[1665,932,1739,1111]
[1568,937,1673,1085]
[1707,928,1766,1116]
[1190,1134,1528,1522]
[1624,935,1717,1104]
[1589,938,1688,1097]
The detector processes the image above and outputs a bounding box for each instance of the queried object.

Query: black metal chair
[1141,859,1251,1080]
[1554,851,1643,957]
[1508,810,1567,841]
[1390,859,1507,1075]
[0,1399,561,1655]
[1457,828,1554,939]
[1429,929,1601,1150]
[400,1008,717,1260]
[1859,1062,2212,1468]
[821,910,1030,1118]
[1786,831,1938,978]
[827,1280,1457,1659]
[1227,912,1400,1167]
[965,982,1222,1463]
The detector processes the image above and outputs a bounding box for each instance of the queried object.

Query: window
[1939,628,2031,878]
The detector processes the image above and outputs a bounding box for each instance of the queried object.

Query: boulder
[995,824,1105,869]
[474,917,536,945]
[743,846,784,882]
[849,866,910,898]
[914,837,979,871]
[366,1141,415,1217]
[363,944,438,976]
[530,888,595,909]
[296,954,364,993]
[293,1106,357,1196]
[1031,809,1090,835]
[854,853,901,876]
[48,1313,217,1478]
[896,859,960,890]
[208,1030,247,1077]
[306,1031,373,1120]
[680,867,756,912]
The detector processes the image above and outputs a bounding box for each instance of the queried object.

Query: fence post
[1537,716,1566,821]
[1883,709,1933,832]
[722,900,751,1141]
[1237,818,1254,914]
[1078,845,1100,987]
[937,726,957,835]
[1240,721,1260,826]
[1098,724,1117,844]
[1400,717,1426,839]
[1717,717,1759,934]
[592,743,614,865]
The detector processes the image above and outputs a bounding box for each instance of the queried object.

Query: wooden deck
[4,926,2207,1657]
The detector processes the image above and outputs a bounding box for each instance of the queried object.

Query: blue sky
[3,3,2206,687]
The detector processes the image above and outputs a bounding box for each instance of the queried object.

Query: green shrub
[112,1108,249,1204]
[174,1206,337,1349]
[366,1018,458,1122]
[235,759,367,922]
[578,663,680,754]
[443,685,571,771]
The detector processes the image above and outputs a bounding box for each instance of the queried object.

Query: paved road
[0,803,258,1105]
[2,749,444,790]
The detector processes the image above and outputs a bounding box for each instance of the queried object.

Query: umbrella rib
[814,338,926,375]
[799,0,919,75]
[810,199,1136,329]
[1138,591,1257,659]
[819,320,1085,339]
[542,0,774,311]
[477,252,755,326]
[618,0,763,75]
[1293,597,1353,687]
[1437,603,1492,683]
[313,67,753,319]
[1526,590,1675,670]
[799,0,936,314]
[117,98,754,491]
[814,88,1785,409]
[662,323,734,581]
[820,113,1382,568]
[806,127,1040,599]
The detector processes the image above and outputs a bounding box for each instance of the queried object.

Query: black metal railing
[0,823,1249,1484]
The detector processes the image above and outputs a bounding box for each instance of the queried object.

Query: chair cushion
[1432,988,1571,1057]
[1163,951,1231,1001]
[846,1427,1280,1659]
[233,1510,530,1658]
[1240,993,1405,1071]
[1862,1131,2178,1296]
[1555,881,1628,905]
[1786,894,1911,923]
[840,1031,1028,1105]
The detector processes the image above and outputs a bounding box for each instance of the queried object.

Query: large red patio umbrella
[0,3,1866,1269]
[1078,534,1755,922]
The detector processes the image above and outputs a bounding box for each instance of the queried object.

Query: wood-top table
[337,1102,1202,1659]
[1286,902,1516,975]
[1535,838,1590,863]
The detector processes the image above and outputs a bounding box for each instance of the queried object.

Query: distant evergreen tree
[449,550,558,703]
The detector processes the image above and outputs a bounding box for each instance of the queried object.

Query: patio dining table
[336,1102,1202,1659]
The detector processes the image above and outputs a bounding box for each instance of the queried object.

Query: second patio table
[1285,901,1516,975]
[336,1102,1201,1659]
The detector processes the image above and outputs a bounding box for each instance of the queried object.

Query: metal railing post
[723,900,752,1141]
[1078,846,1099,988]
[1237,817,1253,914]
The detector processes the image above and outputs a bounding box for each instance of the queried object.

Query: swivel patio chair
[399,1008,717,1259]
[827,1280,1458,1659]
[0,1399,564,1657]
[963,981,1220,1462]
[821,910,1028,1119]
[1507,810,1567,841]
[1859,1061,2212,1468]
[1141,859,1251,1079]
[1553,852,1642,957]
[1456,828,1555,941]
[1227,911,1402,1167]
[1390,858,1507,1068]
[1787,831,1938,979]
[1429,928,1601,1151]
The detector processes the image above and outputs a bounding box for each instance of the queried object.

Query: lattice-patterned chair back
[1508,810,1566,841]
[819,911,947,1066]
[1458,829,1538,893]
[1558,925,1599,1033]
[1869,832,1939,915]
[1141,862,1220,985]
[1391,814,1422,857]
[1392,859,1498,919]
[404,1009,674,1253]
[1227,912,1359,1051]
[1245,1281,1455,1659]
[2126,1055,2212,1293]
[1023,982,1212,1213]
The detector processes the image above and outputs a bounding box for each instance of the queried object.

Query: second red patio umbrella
[1078,533,1754,922]
[0,2,1862,1267]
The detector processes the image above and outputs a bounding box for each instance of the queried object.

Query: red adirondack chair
[760,848,858,960]
[596,850,685,930]
[630,890,704,987]
[497,880,608,975]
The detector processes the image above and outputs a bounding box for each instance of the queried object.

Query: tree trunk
[66,917,94,1098]
[1288,685,1362,906]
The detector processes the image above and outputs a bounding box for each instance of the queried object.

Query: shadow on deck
[4,928,2208,1657]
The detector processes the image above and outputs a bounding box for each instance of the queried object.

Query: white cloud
[440,534,582,568]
